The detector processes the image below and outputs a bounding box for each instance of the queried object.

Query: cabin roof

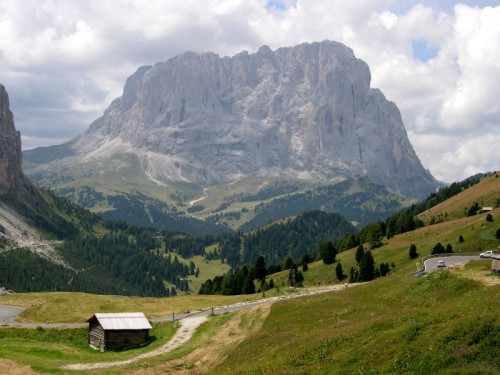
[87,312,152,330]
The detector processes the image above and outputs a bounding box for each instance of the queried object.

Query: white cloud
[0,0,499,183]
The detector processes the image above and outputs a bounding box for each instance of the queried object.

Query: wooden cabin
[87,312,152,351]
[492,252,500,275]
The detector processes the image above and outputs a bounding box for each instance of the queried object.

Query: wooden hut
[87,312,152,351]
[492,252,500,275]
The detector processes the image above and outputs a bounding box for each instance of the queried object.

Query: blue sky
[1,0,499,182]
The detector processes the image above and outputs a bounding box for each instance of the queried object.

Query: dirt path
[62,315,207,371]
[61,284,356,372]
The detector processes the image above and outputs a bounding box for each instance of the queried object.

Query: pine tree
[355,244,365,264]
[359,251,375,282]
[335,262,344,281]
[320,241,337,265]
[409,244,418,259]
[255,256,267,281]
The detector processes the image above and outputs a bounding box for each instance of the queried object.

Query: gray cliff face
[73,41,434,198]
[0,84,27,195]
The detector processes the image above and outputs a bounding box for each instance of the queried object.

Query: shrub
[409,244,419,259]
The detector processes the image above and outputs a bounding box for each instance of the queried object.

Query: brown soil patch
[0,359,38,374]
[129,304,271,375]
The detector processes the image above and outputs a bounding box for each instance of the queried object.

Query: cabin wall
[105,329,150,350]
[88,321,105,351]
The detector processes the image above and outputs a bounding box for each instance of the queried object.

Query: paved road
[0,304,85,328]
[424,255,481,273]
[0,304,24,325]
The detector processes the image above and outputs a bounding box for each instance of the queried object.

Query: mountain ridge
[24,41,436,200]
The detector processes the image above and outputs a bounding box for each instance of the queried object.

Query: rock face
[0,84,28,195]
[38,41,437,199]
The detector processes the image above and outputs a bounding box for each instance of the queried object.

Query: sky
[1,0,499,183]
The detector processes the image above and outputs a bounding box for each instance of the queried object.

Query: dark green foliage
[268,278,275,289]
[458,234,464,243]
[355,244,365,264]
[295,269,304,285]
[431,242,446,255]
[445,243,453,253]
[199,266,256,295]
[100,191,231,235]
[349,266,359,283]
[302,263,308,272]
[241,211,354,268]
[242,276,256,294]
[335,262,344,281]
[240,178,403,232]
[334,233,359,252]
[486,213,493,222]
[60,229,189,296]
[467,202,480,217]
[496,228,500,240]
[359,250,375,282]
[409,244,418,259]
[318,240,337,265]
[283,256,294,270]
[164,232,216,258]
[219,234,242,269]
[379,262,390,276]
[255,256,267,281]
[186,205,204,213]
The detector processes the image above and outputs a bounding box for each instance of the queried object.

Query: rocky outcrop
[0,84,28,195]
[30,41,438,199]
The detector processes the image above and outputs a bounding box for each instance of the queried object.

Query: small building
[492,252,500,275]
[480,207,493,213]
[87,312,152,351]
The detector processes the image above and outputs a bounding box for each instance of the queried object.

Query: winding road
[0,285,346,328]
[424,255,481,272]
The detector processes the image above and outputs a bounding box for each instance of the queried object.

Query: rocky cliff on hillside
[28,41,437,199]
[0,84,29,196]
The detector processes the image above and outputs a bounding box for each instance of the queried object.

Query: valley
[1,40,499,374]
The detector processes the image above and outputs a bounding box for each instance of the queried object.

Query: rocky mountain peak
[0,84,28,195]
[29,41,437,199]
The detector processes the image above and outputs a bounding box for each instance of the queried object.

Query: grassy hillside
[418,171,499,224]
[212,265,499,374]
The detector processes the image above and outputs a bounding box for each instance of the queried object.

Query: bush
[409,244,419,259]
[431,242,445,255]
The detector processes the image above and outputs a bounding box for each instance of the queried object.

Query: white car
[480,251,493,258]
[437,260,446,267]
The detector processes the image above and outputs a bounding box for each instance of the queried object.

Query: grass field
[0,292,264,324]
[4,261,495,374]
[0,321,177,373]
[211,266,499,374]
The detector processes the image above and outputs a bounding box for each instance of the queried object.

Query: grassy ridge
[0,292,262,323]
[418,172,500,224]
[212,267,499,374]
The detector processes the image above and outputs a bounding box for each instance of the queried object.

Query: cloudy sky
[1,0,499,183]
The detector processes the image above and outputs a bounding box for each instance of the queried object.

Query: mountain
[0,84,194,296]
[0,84,31,197]
[24,41,438,231]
